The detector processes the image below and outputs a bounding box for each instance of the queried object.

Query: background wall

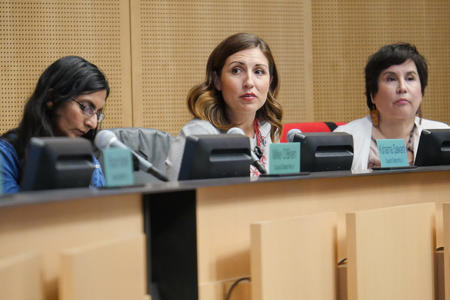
[0,0,449,137]
[0,0,132,133]
[312,0,450,123]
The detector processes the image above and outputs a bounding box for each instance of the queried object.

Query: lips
[74,129,86,136]
[394,98,409,105]
[240,93,256,101]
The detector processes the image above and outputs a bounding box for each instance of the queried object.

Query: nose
[243,73,254,88]
[84,114,98,130]
[397,79,407,94]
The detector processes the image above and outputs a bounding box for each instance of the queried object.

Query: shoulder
[0,138,18,158]
[179,119,221,136]
[0,138,21,194]
[419,118,450,129]
[334,116,372,133]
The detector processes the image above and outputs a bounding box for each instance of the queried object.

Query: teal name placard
[269,143,301,174]
[377,139,409,168]
[103,148,134,187]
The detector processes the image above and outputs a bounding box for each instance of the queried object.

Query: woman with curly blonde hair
[166,32,283,180]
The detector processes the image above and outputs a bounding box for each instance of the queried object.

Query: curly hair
[187,33,283,140]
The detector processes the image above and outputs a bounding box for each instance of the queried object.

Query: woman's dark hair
[365,43,428,110]
[187,32,283,140]
[3,55,110,160]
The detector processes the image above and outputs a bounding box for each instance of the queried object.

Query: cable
[225,276,251,300]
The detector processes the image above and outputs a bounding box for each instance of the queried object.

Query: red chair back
[280,122,346,143]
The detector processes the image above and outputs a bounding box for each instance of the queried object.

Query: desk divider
[441,203,450,300]
[346,202,435,300]
[0,251,43,300]
[60,233,147,300]
[250,212,337,300]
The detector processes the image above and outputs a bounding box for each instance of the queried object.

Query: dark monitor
[290,132,354,172]
[178,134,252,180]
[415,129,450,166]
[20,137,96,191]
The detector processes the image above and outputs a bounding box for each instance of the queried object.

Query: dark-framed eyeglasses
[71,98,105,123]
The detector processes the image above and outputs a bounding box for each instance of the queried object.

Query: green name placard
[377,139,409,168]
[269,143,301,175]
[103,148,134,187]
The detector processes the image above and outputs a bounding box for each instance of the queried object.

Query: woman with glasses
[0,56,109,193]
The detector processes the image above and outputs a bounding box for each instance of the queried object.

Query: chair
[280,121,346,142]
[100,127,174,183]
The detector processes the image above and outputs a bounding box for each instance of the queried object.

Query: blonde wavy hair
[187,33,283,141]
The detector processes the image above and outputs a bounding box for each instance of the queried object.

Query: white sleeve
[165,120,220,181]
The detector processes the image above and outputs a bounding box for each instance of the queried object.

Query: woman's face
[215,47,271,122]
[53,89,107,138]
[372,59,422,123]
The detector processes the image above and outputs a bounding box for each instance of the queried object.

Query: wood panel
[0,252,43,300]
[0,0,132,133]
[0,193,143,300]
[195,170,450,300]
[312,0,450,124]
[346,203,435,300]
[130,0,312,136]
[60,234,147,300]
[251,212,337,300]
[442,203,450,300]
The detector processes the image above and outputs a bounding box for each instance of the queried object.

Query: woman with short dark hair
[1,56,110,193]
[335,43,449,171]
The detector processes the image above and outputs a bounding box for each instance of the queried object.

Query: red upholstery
[280,122,347,143]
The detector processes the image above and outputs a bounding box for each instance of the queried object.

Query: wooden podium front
[0,167,449,300]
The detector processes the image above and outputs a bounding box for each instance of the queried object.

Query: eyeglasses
[71,98,105,123]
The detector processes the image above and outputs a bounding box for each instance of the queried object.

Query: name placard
[269,143,300,174]
[103,148,134,187]
[377,139,409,168]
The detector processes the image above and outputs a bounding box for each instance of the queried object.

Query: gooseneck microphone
[287,128,304,142]
[227,127,267,175]
[94,130,168,182]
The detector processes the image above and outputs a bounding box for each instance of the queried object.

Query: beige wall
[312,0,450,124]
[1,0,449,137]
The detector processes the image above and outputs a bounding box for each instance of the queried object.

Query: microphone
[287,128,304,142]
[226,127,267,175]
[95,130,168,182]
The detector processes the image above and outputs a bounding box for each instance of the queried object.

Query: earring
[370,107,379,127]
[417,105,423,125]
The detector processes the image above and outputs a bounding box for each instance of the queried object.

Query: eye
[231,67,242,75]
[386,76,396,82]
[255,69,266,76]
[406,75,416,81]
[78,102,87,111]
[81,102,96,115]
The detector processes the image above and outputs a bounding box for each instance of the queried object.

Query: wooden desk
[145,167,450,300]
[0,191,143,300]
[1,167,449,300]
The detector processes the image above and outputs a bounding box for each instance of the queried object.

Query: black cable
[225,276,251,300]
